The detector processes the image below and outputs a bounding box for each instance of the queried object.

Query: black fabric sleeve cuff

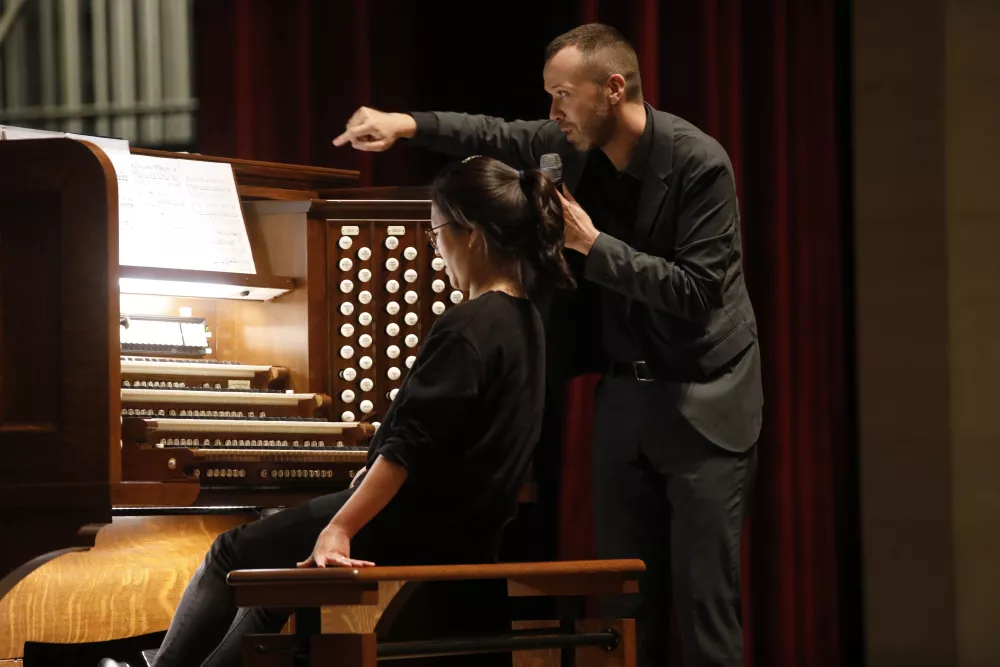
[407,112,439,145]
[374,442,411,471]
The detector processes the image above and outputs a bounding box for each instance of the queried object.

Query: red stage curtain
[194,2,859,665]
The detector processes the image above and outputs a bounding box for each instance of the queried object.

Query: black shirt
[575,104,655,363]
[365,291,545,560]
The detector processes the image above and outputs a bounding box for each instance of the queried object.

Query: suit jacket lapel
[633,108,675,248]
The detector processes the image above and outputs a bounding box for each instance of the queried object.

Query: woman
[146,155,575,666]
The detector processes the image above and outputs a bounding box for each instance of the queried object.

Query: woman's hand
[296,521,375,568]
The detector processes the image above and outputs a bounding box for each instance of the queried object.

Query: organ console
[0,138,500,662]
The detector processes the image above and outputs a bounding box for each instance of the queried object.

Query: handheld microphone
[539,153,563,187]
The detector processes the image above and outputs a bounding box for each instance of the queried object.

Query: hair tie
[518,169,526,184]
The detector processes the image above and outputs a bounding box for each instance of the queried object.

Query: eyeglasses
[425,221,452,252]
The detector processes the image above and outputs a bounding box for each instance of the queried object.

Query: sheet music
[120,155,257,273]
[0,125,67,140]
[2,125,257,275]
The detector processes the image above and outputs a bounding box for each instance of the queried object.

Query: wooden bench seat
[226,559,644,666]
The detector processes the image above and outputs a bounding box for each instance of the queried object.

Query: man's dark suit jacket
[409,104,762,453]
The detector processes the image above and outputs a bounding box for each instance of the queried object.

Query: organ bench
[223,558,643,667]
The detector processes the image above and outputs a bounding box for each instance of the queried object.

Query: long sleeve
[408,111,566,169]
[375,328,483,474]
[582,161,737,321]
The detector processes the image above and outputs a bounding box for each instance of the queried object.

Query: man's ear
[607,74,626,104]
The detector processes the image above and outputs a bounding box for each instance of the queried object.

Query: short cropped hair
[544,23,642,102]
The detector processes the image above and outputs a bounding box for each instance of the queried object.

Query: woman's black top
[363,290,546,562]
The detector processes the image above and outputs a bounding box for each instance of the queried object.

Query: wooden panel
[232,582,379,608]
[0,513,253,659]
[0,138,118,579]
[130,147,359,192]
[946,2,1000,663]
[321,580,407,634]
[312,198,431,221]
[0,195,60,425]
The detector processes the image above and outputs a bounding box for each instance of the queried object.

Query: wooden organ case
[0,140,476,663]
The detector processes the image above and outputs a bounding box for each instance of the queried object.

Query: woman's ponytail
[517,169,576,291]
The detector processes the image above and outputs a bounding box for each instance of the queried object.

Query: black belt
[608,359,656,382]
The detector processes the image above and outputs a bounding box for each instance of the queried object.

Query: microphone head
[539,153,563,186]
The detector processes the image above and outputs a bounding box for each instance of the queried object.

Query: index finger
[333,120,377,147]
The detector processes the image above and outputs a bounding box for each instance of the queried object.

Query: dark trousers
[593,373,757,667]
[151,488,362,667]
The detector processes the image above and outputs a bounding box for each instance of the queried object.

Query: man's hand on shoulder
[333,107,416,152]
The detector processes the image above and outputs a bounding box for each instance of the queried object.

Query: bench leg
[575,619,636,667]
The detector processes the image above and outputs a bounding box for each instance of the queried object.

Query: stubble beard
[573,98,616,152]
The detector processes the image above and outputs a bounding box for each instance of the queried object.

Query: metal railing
[0,0,196,147]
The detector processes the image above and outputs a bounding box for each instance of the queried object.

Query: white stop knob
[340,345,354,359]
[404,269,418,283]
[359,356,373,370]
[386,323,400,336]
[432,301,446,315]
[339,279,354,293]
[359,312,373,326]
[405,334,419,348]
[406,356,416,369]
[450,291,464,304]
[385,236,399,250]
[341,389,355,403]
[341,411,355,421]
[358,247,372,261]
[387,367,401,380]
[358,268,372,282]
[360,399,374,413]
[432,279,445,293]
[386,345,400,359]
[358,290,372,304]
[338,236,352,250]
[339,258,353,271]
[385,258,399,271]
[432,257,445,271]
[358,334,373,348]
[360,378,374,392]
[386,301,400,315]
[340,323,355,337]
[403,246,417,260]
[340,302,354,316]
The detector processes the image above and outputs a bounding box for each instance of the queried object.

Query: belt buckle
[633,361,655,382]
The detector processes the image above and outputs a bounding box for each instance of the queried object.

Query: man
[333,23,762,667]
